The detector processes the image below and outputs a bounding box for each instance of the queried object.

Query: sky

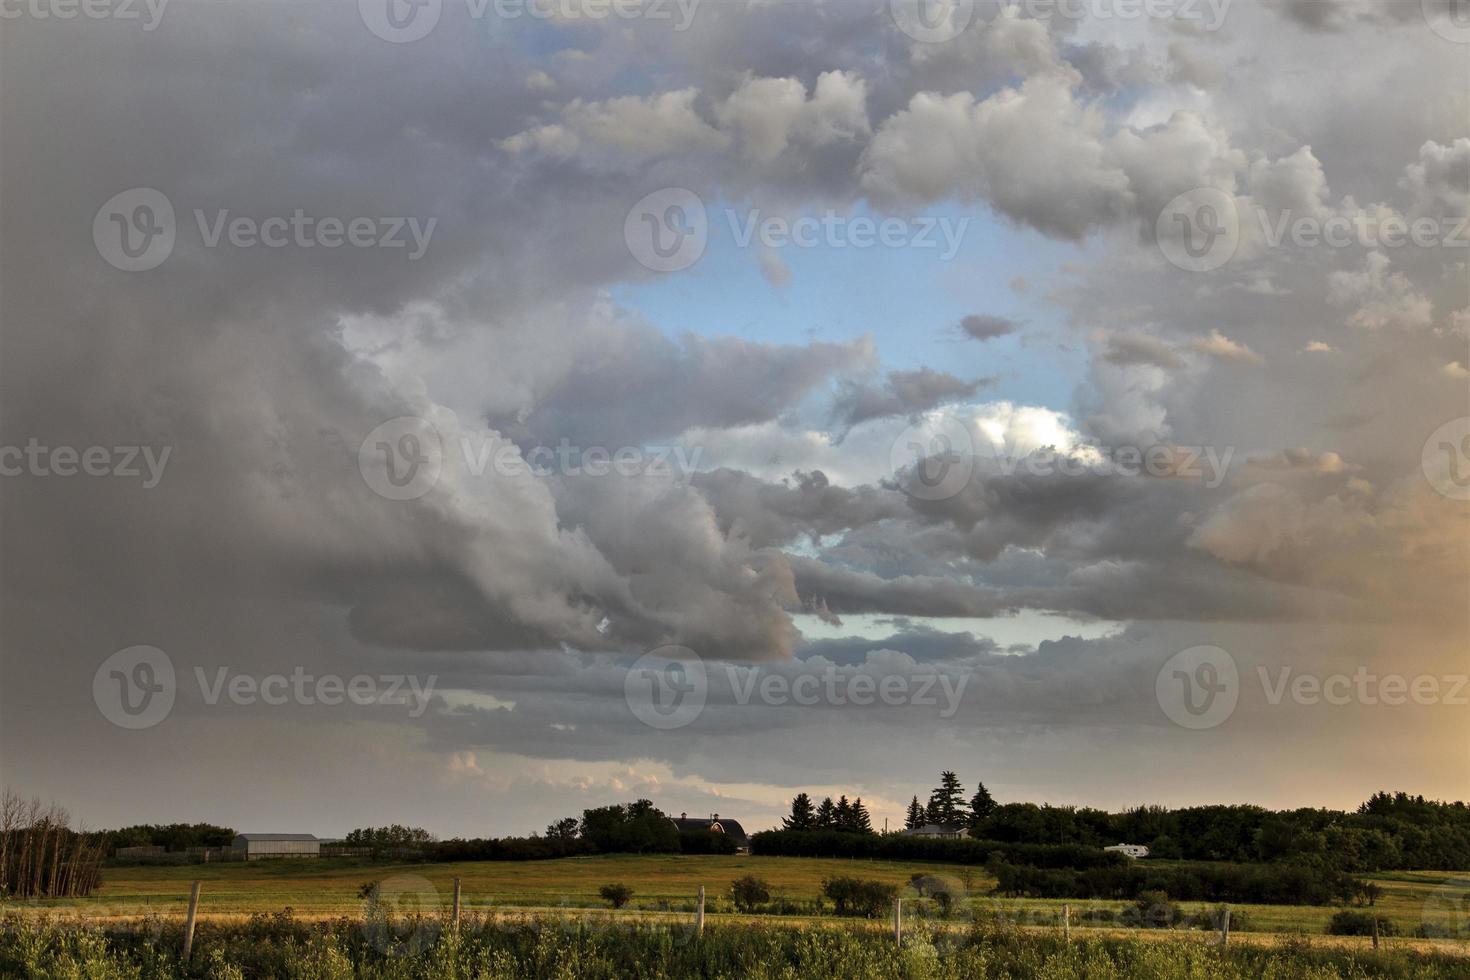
[1,0,1467,840]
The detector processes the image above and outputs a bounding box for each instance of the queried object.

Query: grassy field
[13,856,1469,943]
[6,912,1470,979]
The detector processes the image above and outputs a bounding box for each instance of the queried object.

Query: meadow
[4,911,1470,979]
[13,855,1470,941]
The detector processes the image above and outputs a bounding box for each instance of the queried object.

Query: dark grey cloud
[959,313,1022,342]
[831,367,989,432]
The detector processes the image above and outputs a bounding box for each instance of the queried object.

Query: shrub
[821,877,897,918]
[1128,890,1182,929]
[731,875,771,912]
[1185,905,1254,933]
[598,883,634,909]
[680,829,738,855]
[1326,910,1398,936]
[751,830,1125,870]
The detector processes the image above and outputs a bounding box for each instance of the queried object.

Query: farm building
[1104,843,1150,859]
[232,833,320,860]
[670,813,750,853]
[897,823,968,839]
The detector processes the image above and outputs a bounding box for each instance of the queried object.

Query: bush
[680,829,738,855]
[430,836,593,862]
[598,883,634,909]
[1129,890,1182,929]
[821,877,897,918]
[730,875,772,912]
[1326,910,1398,936]
[751,830,1124,870]
[988,858,1364,906]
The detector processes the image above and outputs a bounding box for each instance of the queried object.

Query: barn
[669,813,750,853]
[232,833,320,860]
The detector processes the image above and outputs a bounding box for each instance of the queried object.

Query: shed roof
[235,833,319,842]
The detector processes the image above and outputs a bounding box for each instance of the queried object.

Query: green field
[15,856,1470,942]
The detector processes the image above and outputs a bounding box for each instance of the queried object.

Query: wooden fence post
[452,877,462,932]
[1062,903,1070,943]
[1372,915,1380,949]
[1221,907,1230,946]
[696,885,705,938]
[894,898,902,946]
[182,881,201,963]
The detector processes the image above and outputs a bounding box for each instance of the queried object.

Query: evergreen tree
[835,795,853,832]
[782,792,817,831]
[968,782,997,830]
[905,796,925,830]
[851,798,874,834]
[815,796,837,830]
[926,771,967,826]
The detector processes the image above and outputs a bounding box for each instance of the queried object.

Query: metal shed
[232,833,320,860]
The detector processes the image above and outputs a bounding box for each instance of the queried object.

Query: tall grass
[3,912,1468,979]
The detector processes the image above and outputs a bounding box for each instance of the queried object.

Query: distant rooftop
[235,833,318,841]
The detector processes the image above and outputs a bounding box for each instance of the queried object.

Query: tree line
[780,775,1470,873]
[0,790,105,898]
[780,793,874,834]
[434,799,735,862]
